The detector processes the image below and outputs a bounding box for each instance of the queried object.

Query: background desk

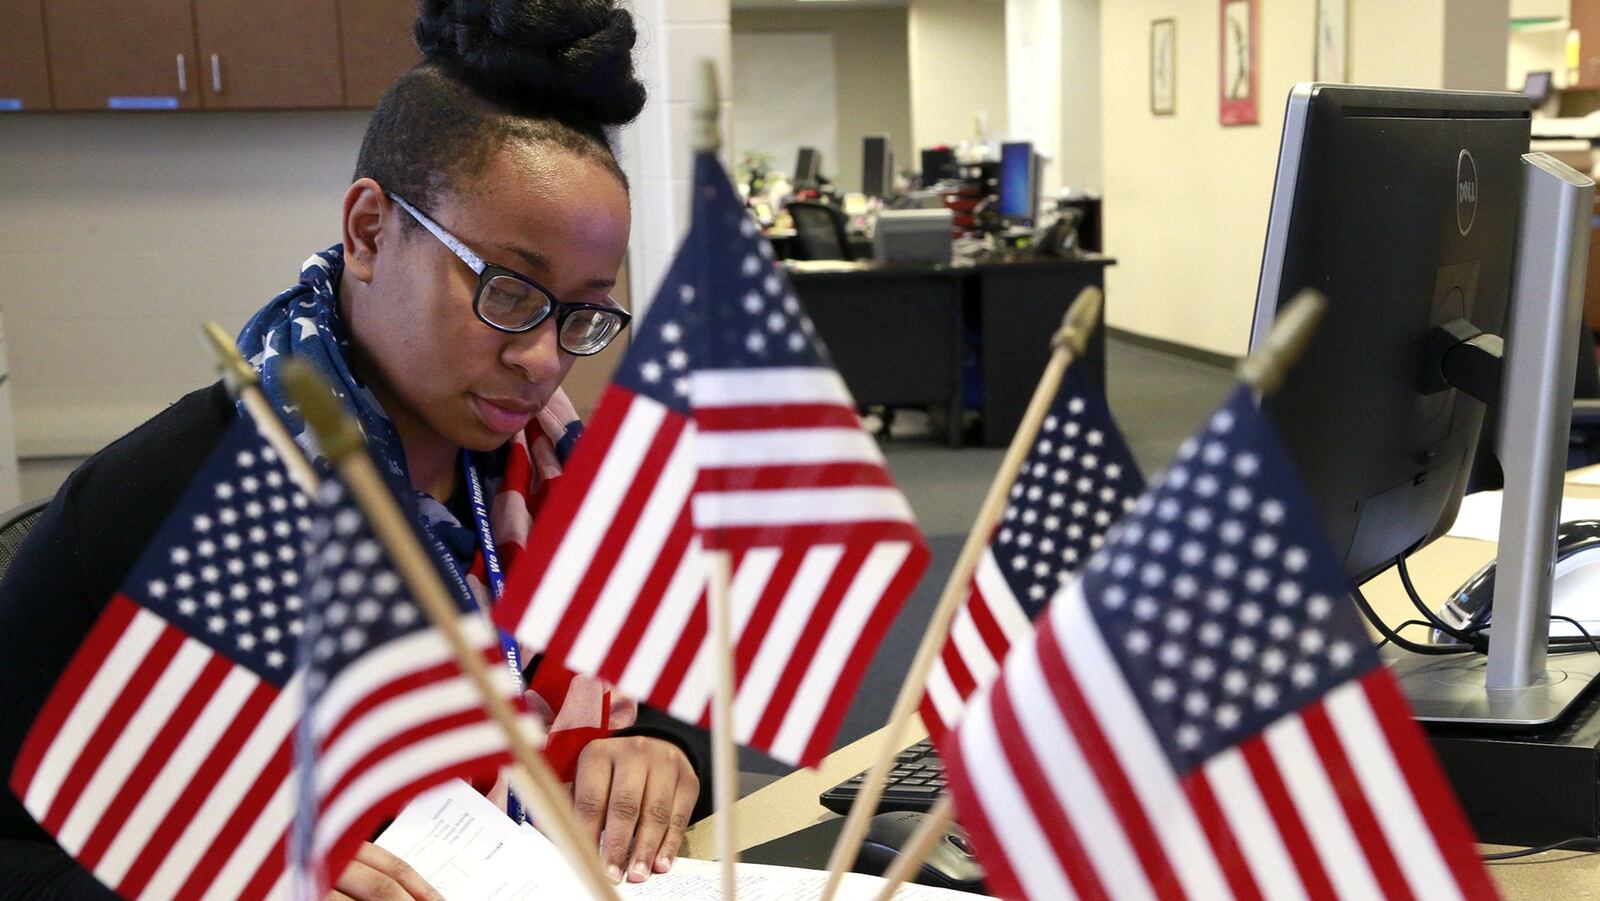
[682,467,1600,896]
[790,256,1114,447]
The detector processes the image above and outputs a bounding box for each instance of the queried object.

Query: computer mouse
[1437,519,1600,639]
[852,810,987,893]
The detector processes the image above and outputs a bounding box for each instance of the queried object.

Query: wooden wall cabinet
[193,0,345,109]
[1573,0,1600,88]
[14,0,422,111]
[0,0,52,110]
[44,0,199,110]
[339,0,421,108]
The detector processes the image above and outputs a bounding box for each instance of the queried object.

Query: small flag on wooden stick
[939,386,1498,900]
[495,150,931,768]
[921,361,1144,741]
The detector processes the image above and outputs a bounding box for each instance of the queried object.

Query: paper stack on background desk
[1445,488,1600,543]
[377,779,990,900]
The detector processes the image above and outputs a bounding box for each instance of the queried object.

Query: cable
[1396,556,1488,651]
[1480,836,1600,862]
[1350,586,1475,656]
[1550,614,1600,658]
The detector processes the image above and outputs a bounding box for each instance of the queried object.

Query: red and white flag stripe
[943,581,1495,901]
[922,548,1034,738]
[11,596,508,900]
[504,366,927,766]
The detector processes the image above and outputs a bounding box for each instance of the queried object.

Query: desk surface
[683,467,1600,896]
[782,253,1116,281]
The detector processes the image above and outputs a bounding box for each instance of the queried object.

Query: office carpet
[735,337,1237,776]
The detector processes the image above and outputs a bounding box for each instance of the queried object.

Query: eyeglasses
[388,193,631,356]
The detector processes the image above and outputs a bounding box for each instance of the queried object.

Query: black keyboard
[819,738,946,815]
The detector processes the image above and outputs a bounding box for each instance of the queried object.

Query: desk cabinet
[0,0,52,110]
[790,257,1114,448]
[44,0,200,110]
[973,260,1110,446]
[794,271,965,446]
[193,0,345,109]
[339,0,420,108]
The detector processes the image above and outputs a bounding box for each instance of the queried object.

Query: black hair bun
[415,0,647,129]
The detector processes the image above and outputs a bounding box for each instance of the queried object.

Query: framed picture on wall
[1151,18,1176,115]
[1219,0,1258,126]
[1315,0,1349,83]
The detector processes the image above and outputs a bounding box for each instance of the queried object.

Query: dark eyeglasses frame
[388,193,631,356]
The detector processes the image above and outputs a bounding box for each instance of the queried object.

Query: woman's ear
[342,178,389,284]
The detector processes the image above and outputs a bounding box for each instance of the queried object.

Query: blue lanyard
[461,450,530,825]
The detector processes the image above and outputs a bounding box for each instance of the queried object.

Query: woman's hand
[571,735,699,884]
[326,842,444,900]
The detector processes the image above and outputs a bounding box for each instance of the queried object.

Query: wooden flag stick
[282,360,622,901]
[1236,289,1327,396]
[816,287,1104,901]
[199,322,322,497]
[707,550,740,900]
[868,796,955,901]
[692,55,741,901]
[863,289,1330,899]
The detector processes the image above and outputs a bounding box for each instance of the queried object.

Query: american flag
[921,361,1144,740]
[939,387,1496,901]
[495,151,931,766]
[9,418,506,899]
[289,475,513,895]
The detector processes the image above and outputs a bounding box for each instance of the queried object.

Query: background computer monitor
[920,147,955,185]
[997,141,1037,224]
[1522,70,1553,107]
[1249,83,1531,586]
[862,135,892,197]
[794,146,822,189]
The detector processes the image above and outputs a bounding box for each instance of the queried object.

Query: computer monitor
[1522,70,1553,107]
[862,135,892,198]
[1251,83,1529,585]
[1251,83,1598,725]
[920,147,955,185]
[794,147,822,189]
[997,141,1037,224]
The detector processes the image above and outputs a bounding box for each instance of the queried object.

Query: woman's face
[345,145,631,453]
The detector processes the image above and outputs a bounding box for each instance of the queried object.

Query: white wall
[1006,0,1062,193]
[732,31,839,186]
[0,112,368,467]
[908,0,1008,151]
[1059,0,1102,192]
[620,0,733,317]
[731,6,913,195]
[1100,0,1509,359]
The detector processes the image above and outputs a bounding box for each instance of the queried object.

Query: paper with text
[376,779,990,900]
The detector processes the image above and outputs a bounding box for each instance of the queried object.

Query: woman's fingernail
[630,861,650,882]
[606,864,623,884]
[656,856,672,873]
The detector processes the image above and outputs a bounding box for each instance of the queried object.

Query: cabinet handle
[210,54,222,94]
[176,54,187,93]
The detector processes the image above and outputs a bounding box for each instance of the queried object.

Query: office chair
[786,201,854,261]
[0,498,47,584]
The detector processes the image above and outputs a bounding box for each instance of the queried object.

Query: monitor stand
[1389,153,1600,728]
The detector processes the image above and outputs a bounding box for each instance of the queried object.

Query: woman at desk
[0,1,706,897]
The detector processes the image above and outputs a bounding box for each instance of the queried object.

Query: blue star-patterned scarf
[235,246,483,576]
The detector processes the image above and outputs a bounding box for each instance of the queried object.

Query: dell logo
[1457,149,1478,235]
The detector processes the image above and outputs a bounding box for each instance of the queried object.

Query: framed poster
[1220,0,1258,126]
[1315,0,1349,83]
[1151,18,1176,115]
